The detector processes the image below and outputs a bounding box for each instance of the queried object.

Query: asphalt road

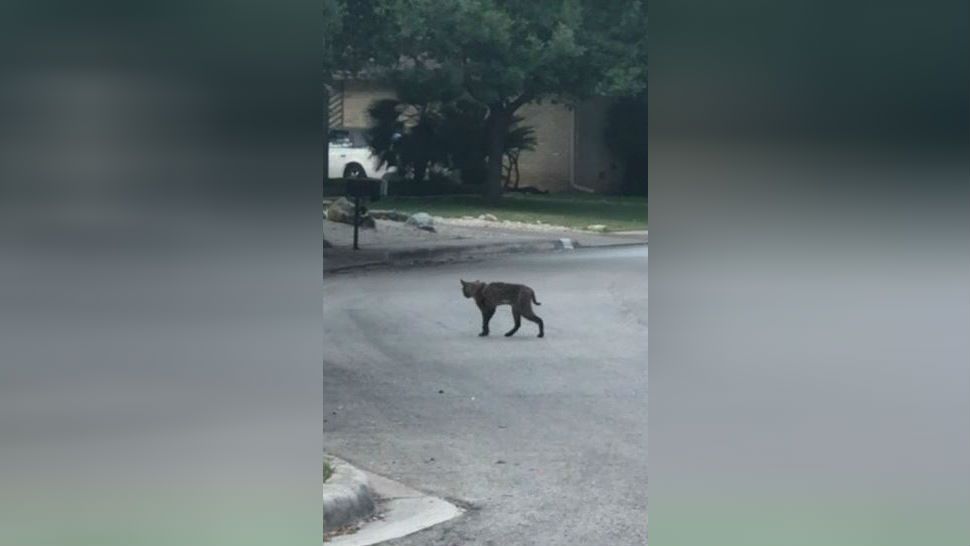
[324,246,648,545]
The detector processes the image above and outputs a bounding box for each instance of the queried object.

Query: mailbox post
[353,197,360,250]
[345,178,381,251]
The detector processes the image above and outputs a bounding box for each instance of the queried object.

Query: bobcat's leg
[523,308,544,338]
[480,306,495,336]
[505,310,522,337]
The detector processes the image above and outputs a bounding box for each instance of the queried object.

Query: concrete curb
[323,458,376,532]
[326,467,464,546]
[325,238,572,274]
[324,260,388,274]
[387,238,570,261]
[572,240,649,250]
[323,236,648,274]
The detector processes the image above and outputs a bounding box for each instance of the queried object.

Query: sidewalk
[323,217,647,273]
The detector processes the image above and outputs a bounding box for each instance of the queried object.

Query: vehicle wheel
[344,164,366,179]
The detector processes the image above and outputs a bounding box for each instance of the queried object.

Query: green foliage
[588,0,648,96]
[336,0,399,72]
[505,118,538,154]
[332,0,648,197]
[376,0,604,105]
[365,98,471,183]
[323,0,344,81]
[438,100,491,185]
[366,96,535,188]
[365,99,406,170]
[503,116,537,189]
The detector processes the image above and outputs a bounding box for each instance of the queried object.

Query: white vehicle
[328,128,396,180]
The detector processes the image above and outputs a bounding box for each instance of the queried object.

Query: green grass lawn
[374,193,647,231]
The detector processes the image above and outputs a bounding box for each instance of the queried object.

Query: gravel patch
[433,216,583,233]
[323,218,556,248]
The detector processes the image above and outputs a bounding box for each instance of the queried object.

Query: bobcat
[461,279,544,338]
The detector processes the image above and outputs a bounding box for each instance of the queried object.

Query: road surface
[324,246,648,545]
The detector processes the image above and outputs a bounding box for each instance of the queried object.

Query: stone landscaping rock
[325,197,354,223]
[478,213,499,222]
[406,212,436,232]
[585,224,608,233]
[327,197,375,229]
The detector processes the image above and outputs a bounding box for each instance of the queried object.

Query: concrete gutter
[323,232,648,274]
[323,458,376,533]
[387,238,572,262]
[324,237,576,274]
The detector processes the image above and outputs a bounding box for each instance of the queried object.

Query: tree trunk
[503,154,512,189]
[512,153,521,189]
[415,160,428,184]
[483,108,511,203]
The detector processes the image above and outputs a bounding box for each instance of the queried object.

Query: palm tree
[502,117,537,190]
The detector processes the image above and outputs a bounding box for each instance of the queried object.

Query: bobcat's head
[460,279,483,298]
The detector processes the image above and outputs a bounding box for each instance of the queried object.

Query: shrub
[366,96,534,191]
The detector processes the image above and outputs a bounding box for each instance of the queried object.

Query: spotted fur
[461,279,544,338]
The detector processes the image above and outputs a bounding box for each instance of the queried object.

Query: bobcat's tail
[532,293,541,306]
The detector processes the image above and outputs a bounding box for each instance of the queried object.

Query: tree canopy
[327,0,647,197]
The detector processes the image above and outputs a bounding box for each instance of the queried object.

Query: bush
[366,94,533,189]
[366,99,447,184]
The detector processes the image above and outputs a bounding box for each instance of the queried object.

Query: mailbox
[345,178,381,201]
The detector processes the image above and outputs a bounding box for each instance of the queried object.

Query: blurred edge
[1,1,323,545]
[650,0,968,545]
